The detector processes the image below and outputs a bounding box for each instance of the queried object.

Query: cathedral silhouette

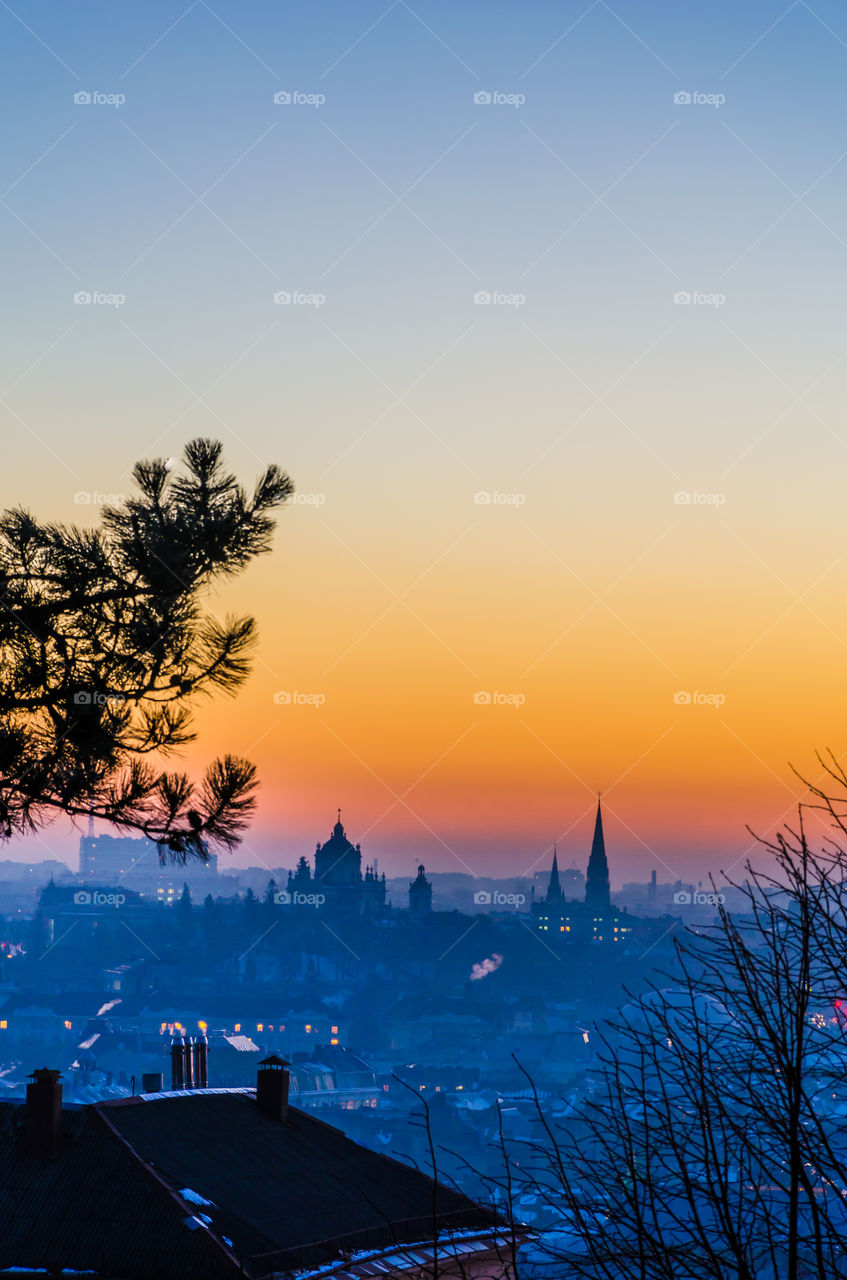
[287,811,386,915]
[531,800,632,942]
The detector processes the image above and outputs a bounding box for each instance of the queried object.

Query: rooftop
[0,1085,495,1280]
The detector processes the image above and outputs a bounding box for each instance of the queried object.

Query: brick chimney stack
[256,1055,290,1121]
[182,1035,194,1090]
[26,1068,62,1157]
[194,1030,208,1088]
[170,1032,185,1090]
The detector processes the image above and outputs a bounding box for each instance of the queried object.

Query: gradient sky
[2,0,847,885]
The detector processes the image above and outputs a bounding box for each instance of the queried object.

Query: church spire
[585,798,611,912]
[546,843,563,903]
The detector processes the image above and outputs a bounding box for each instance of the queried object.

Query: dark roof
[0,1090,494,1279]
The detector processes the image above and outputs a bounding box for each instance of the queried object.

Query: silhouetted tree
[0,438,292,860]
[488,804,847,1280]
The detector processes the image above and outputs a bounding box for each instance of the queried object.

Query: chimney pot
[183,1036,195,1090]
[194,1031,208,1089]
[256,1055,290,1121]
[26,1067,62,1157]
[171,1033,185,1090]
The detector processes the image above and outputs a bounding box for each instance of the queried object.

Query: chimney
[256,1055,290,1121]
[171,1033,185,1090]
[194,1031,208,1089]
[26,1068,62,1157]
[142,1072,163,1094]
[182,1036,195,1090]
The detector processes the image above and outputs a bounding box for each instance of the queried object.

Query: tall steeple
[585,798,611,912]
[546,844,563,903]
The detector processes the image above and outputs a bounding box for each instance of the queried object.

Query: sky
[2,0,847,886]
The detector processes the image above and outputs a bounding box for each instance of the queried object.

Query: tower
[409,864,433,914]
[585,799,611,912]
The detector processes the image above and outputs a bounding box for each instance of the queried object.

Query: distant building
[79,830,218,896]
[287,811,386,915]
[408,864,433,914]
[0,1061,507,1278]
[532,800,633,943]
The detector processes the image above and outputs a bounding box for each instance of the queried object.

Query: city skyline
[3,1,847,881]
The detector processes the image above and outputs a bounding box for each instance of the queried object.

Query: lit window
[0,1021,6,1030]
[234,1023,241,1032]
[280,1024,285,1032]
[64,1020,72,1030]
[257,1024,263,1032]
[305,1024,312,1033]
[198,1021,207,1031]
[331,1038,339,1045]
[331,1025,338,1035]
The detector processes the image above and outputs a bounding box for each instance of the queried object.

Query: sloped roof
[0,1102,236,1279]
[0,1089,494,1279]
